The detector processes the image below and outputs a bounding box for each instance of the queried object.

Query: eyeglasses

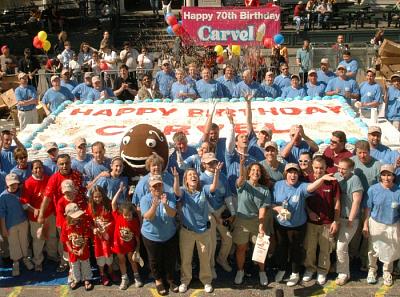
[330,139,339,144]
[298,160,309,163]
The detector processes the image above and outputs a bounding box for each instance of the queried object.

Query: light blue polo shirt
[72,83,93,101]
[132,172,174,206]
[274,74,291,92]
[1,146,17,174]
[179,154,202,176]
[71,154,93,174]
[42,87,74,112]
[216,75,241,98]
[304,82,326,97]
[87,87,114,101]
[195,79,224,99]
[155,70,176,98]
[370,144,396,164]
[359,82,382,107]
[96,175,129,204]
[15,85,37,111]
[325,77,359,98]
[386,86,400,121]
[83,158,111,182]
[280,140,313,164]
[43,158,58,176]
[170,81,196,100]
[281,86,306,99]
[260,82,280,98]
[200,171,232,211]
[167,145,198,183]
[61,79,78,92]
[233,81,263,98]
[367,183,400,225]
[0,189,26,229]
[317,70,336,86]
[226,150,258,195]
[11,164,32,183]
[296,48,311,72]
[339,59,359,79]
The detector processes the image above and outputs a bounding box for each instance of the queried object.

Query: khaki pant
[71,259,93,282]
[18,109,38,131]
[336,218,359,276]
[44,215,59,260]
[180,227,212,286]
[8,220,29,261]
[209,206,232,269]
[304,222,333,275]
[349,212,368,267]
[29,221,45,265]
[232,217,259,245]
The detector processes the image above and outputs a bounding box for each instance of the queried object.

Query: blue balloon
[167,26,175,36]
[273,33,284,45]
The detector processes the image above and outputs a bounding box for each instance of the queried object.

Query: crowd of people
[0,89,400,293]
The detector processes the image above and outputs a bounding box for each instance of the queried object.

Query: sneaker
[119,275,129,290]
[211,268,217,279]
[178,283,188,293]
[287,273,300,287]
[134,274,143,288]
[259,271,268,286]
[23,257,34,271]
[383,272,393,286]
[12,261,20,277]
[317,273,327,285]
[101,274,111,286]
[204,284,213,293]
[367,270,377,284]
[275,270,286,283]
[302,270,314,282]
[217,257,232,272]
[234,270,244,285]
[335,273,349,286]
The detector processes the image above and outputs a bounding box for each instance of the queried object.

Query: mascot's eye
[146,138,157,148]
[122,136,130,145]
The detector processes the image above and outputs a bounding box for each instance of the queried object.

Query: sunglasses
[330,139,339,144]
[298,160,309,163]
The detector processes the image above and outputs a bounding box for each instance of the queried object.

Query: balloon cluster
[214,45,241,64]
[263,33,285,48]
[33,31,51,52]
[165,13,185,36]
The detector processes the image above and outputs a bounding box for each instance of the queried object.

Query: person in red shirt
[87,185,114,286]
[111,183,142,290]
[294,1,307,33]
[303,156,340,285]
[20,160,51,271]
[323,131,353,174]
[61,203,93,290]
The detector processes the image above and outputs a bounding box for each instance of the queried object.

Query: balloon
[214,45,223,56]
[43,40,51,52]
[216,55,224,64]
[172,24,184,36]
[231,45,241,56]
[100,62,108,71]
[166,26,174,36]
[33,36,43,49]
[263,37,273,48]
[37,31,47,42]
[165,12,174,19]
[273,33,284,45]
[166,14,178,26]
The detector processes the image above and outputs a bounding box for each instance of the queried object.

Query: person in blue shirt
[385,73,400,130]
[280,124,319,164]
[184,63,200,90]
[363,164,400,286]
[60,69,78,92]
[71,73,93,101]
[260,71,281,98]
[233,69,263,98]
[304,69,326,97]
[0,129,23,174]
[273,63,291,94]
[196,68,223,99]
[10,147,31,183]
[339,51,358,80]
[317,58,336,86]
[170,68,197,100]
[272,163,336,287]
[281,74,306,99]
[87,76,114,101]
[325,65,360,103]
[357,68,382,117]
[367,126,399,165]
[15,72,38,131]
[42,75,75,115]
[140,175,178,296]
[177,142,213,177]
[84,141,111,188]
[216,65,241,98]
[154,59,176,98]
[172,166,218,293]
[43,142,59,176]
[167,131,197,184]
[71,137,92,175]
[296,39,311,84]
[0,173,34,276]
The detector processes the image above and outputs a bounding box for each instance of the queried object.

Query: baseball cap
[92,76,101,83]
[202,152,218,164]
[264,141,278,150]
[65,203,84,219]
[337,64,346,70]
[61,179,75,194]
[260,127,273,137]
[368,126,381,134]
[162,59,170,65]
[390,73,400,81]
[6,173,20,186]
[18,72,28,80]
[45,142,58,152]
[366,68,376,74]
[149,175,163,187]
[291,74,300,80]
[61,69,69,75]
[84,72,93,79]
[308,69,317,75]
[284,163,300,172]
[74,137,87,148]
[50,75,60,82]
[380,164,395,174]
[320,58,329,64]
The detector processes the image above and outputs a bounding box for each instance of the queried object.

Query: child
[0,173,34,276]
[61,202,93,290]
[61,41,75,69]
[112,183,142,290]
[11,147,32,183]
[87,185,114,286]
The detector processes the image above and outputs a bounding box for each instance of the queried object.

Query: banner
[181,6,281,46]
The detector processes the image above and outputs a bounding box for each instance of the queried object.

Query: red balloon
[172,24,184,36]
[33,36,43,49]
[263,37,273,48]
[100,62,109,71]
[216,55,224,64]
[166,15,178,26]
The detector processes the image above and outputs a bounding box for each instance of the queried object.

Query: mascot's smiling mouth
[120,151,148,168]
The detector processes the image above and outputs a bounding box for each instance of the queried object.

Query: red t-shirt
[87,204,114,258]
[294,5,304,16]
[20,175,51,221]
[61,219,92,263]
[111,210,140,255]
[56,196,87,228]
[323,147,353,174]
[307,173,341,225]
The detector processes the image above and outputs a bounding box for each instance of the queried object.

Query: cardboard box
[0,88,16,108]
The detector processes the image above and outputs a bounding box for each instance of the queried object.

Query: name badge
[367,92,372,97]
[291,195,300,203]
[391,202,399,209]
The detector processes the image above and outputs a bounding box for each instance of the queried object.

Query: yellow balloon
[43,40,51,52]
[214,45,223,56]
[38,31,47,42]
[232,45,241,56]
